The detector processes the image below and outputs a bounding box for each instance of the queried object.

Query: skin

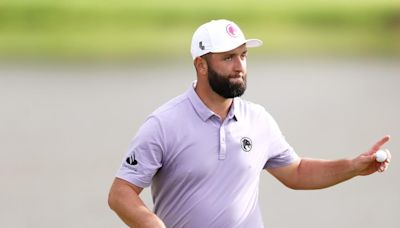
[267,136,391,190]
[194,44,248,120]
[108,44,392,227]
[108,179,165,228]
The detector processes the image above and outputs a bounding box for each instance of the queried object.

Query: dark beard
[207,65,246,99]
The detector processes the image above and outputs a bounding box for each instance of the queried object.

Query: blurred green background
[0,0,399,60]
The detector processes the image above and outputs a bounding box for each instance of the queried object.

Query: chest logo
[240,137,252,152]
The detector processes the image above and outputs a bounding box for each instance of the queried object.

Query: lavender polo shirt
[116,82,299,228]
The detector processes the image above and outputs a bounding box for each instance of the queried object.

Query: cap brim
[211,38,263,53]
[203,38,263,57]
[245,39,263,48]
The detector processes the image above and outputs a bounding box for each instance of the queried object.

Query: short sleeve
[264,144,299,169]
[116,116,164,188]
[262,111,300,169]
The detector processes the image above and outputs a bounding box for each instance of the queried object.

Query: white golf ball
[375,150,388,162]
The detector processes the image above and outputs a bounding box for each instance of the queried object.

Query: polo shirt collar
[230,98,240,121]
[187,81,240,122]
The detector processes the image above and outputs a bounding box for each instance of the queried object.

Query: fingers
[366,135,391,156]
[372,135,390,152]
[378,161,390,172]
[377,149,391,173]
[385,148,392,161]
[355,137,392,175]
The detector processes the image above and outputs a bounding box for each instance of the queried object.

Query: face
[203,45,248,98]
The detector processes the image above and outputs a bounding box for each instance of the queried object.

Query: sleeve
[116,116,164,188]
[262,111,300,169]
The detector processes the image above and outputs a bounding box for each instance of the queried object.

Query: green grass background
[0,0,399,60]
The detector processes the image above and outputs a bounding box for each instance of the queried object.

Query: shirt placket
[219,125,226,160]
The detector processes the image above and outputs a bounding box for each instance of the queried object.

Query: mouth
[230,76,241,79]
[229,75,244,82]
[229,73,243,78]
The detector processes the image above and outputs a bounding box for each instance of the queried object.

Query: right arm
[108,178,166,228]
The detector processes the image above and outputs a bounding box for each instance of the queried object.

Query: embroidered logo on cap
[241,137,252,152]
[199,41,205,50]
[226,24,239,37]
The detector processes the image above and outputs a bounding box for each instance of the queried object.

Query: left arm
[267,135,391,190]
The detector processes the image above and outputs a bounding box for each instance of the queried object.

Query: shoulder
[151,93,190,117]
[135,92,190,143]
[145,91,193,129]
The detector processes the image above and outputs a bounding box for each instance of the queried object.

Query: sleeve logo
[126,154,138,166]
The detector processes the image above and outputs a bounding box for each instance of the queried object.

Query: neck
[195,83,233,121]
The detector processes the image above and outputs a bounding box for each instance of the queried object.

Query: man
[108,19,392,228]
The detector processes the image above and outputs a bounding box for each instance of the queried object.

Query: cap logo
[226,24,239,37]
[199,41,205,50]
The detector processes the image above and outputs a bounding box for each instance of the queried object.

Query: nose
[233,56,246,75]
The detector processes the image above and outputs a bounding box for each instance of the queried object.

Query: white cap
[190,19,263,59]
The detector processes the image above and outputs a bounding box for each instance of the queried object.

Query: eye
[224,56,233,61]
[241,52,248,60]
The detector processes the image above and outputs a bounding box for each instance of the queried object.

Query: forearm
[268,136,391,190]
[293,158,358,190]
[108,179,165,228]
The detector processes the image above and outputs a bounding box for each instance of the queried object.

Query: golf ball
[375,150,388,162]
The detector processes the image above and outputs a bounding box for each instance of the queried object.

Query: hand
[353,135,391,176]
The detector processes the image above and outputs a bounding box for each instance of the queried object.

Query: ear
[194,57,208,75]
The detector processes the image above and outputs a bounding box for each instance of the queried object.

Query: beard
[207,65,247,99]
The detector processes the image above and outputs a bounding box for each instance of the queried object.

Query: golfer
[108,19,391,228]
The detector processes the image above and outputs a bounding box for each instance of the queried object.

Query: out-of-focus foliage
[0,0,399,59]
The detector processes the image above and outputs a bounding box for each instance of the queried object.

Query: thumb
[371,153,379,162]
[358,152,376,163]
[365,153,377,162]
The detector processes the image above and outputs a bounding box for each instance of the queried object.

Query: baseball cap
[190,19,263,59]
